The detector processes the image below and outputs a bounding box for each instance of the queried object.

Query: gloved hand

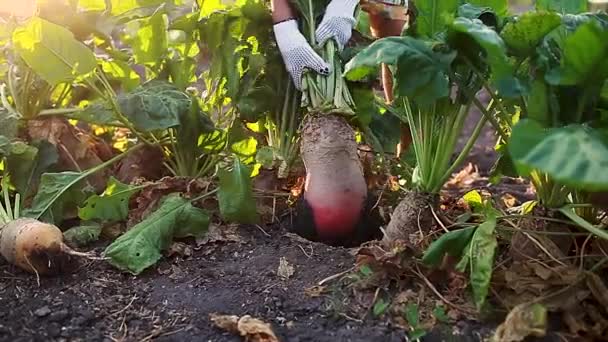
[315,0,359,50]
[273,19,330,90]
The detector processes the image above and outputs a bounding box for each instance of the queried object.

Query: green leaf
[104,193,210,275]
[0,109,19,140]
[467,216,498,310]
[432,306,449,323]
[405,303,420,327]
[409,329,428,340]
[70,102,118,126]
[465,0,508,18]
[6,140,59,199]
[217,157,259,224]
[76,81,190,131]
[79,177,143,222]
[101,60,141,91]
[421,226,476,266]
[500,11,562,56]
[20,147,135,224]
[125,9,168,65]
[545,21,608,86]
[373,298,390,317]
[448,17,522,97]
[119,80,190,132]
[536,0,587,14]
[12,17,97,86]
[22,171,88,224]
[457,4,499,27]
[463,189,483,208]
[345,37,456,104]
[527,79,551,126]
[510,119,608,191]
[110,0,175,16]
[63,223,102,247]
[414,0,460,37]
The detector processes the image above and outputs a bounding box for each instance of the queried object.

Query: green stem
[559,205,608,241]
[0,84,19,117]
[575,89,589,123]
[433,112,487,193]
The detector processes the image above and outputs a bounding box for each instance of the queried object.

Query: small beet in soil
[0,218,79,275]
[382,190,438,248]
[291,114,381,247]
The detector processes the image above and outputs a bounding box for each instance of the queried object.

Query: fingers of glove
[289,67,303,90]
[315,18,353,50]
[301,48,331,75]
[315,21,334,47]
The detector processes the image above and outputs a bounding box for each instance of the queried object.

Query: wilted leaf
[79,177,143,222]
[210,314,279,342]
[492,303,547,342]
[104,193,210,275]
[277,257,295,279]
[218,157,259,224]
[63,223,102,247]
[12,17,97,85]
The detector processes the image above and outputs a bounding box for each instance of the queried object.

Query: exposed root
[60,243,107,260]
[382,190,438,249]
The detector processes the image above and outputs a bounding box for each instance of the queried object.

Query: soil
[0,95,554,342]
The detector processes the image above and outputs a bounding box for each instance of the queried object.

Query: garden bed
[0,111,556,342]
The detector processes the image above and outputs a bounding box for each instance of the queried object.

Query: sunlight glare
[0,0,36,18]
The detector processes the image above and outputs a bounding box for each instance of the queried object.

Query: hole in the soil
[290,194,383,248]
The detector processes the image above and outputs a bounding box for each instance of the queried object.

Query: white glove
[273,19,330,90]
[315,0,359,50]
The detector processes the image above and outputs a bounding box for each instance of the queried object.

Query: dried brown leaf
[27,117,111,191]
[196,224,244,246]
[127,177,212,227]
[492,303,547,342]
[586,272,608,310]
[277,257,295,280]
[210,314,279,342]
[445,163,479,189]
[114,144,164,183]
[304,285,326,297]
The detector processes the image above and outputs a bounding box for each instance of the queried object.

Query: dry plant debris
[492,303,547,342]
[210,313,280,342]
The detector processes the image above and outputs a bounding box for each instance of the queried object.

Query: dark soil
[0,223,501,342]
[0,93,548,341]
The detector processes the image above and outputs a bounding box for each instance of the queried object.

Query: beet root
[382,190,438,248]
[297,114,369,243]
[0,218,76,275]
[292,191,384,247]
